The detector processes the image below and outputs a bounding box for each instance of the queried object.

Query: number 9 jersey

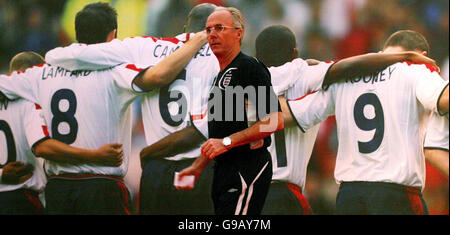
[288,61,449,191]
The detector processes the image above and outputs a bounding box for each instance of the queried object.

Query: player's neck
[217,47,241,71]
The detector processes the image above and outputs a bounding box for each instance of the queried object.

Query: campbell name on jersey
[288,61,448,190]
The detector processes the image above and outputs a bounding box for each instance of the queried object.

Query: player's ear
[236,28,243,42]
[292,47,299,60]
[106,29,117,42]
[422,51,428,56]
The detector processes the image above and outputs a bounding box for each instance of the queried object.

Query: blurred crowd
[0,0,448,214]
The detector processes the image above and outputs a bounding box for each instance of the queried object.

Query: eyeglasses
[206,25,240,34]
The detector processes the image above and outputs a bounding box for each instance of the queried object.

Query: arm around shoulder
[133,32,208,91]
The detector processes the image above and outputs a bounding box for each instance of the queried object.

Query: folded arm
[140,125,206,168]
[201,112,284,160]
[34,139,123,167]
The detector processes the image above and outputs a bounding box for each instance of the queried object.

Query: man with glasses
[183,7,284,215]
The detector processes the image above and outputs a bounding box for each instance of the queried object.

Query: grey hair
[214,7,245,43]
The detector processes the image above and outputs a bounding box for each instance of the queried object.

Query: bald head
[185,3,217,33]
[256,25,297,67]
[9,51,45,73]
[2,51,43,106]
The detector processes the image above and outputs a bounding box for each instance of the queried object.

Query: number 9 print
[353,93,385,154]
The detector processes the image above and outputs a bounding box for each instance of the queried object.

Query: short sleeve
[269,58,308,95]
[190,112,208,139]
[424,112,449,151]
[287,88,335,132]
[302,61,334,92]
[114,64,147,94]
[23,103,51,151]
[284,61,335,100]
[411,65,449,114]
[0,65,42,104]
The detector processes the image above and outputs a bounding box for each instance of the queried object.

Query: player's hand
[249,139,264,149]
[94,143,123,167]
[201,138,229,160]
[175,166,201,190]
[405,51,439,72]
[1,161,34,184]
[192,30,208,44]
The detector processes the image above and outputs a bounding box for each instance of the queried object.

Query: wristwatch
[222,137,232,149]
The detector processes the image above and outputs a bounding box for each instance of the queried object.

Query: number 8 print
[51,89,78,145]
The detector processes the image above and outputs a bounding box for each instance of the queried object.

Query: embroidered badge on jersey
[218,68,237,90]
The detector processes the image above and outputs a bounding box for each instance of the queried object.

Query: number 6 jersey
[287,61,448,190]
[45,33,220,161]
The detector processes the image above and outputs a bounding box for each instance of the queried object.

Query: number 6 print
[159,69,188,127]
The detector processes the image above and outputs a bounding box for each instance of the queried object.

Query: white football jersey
[0,100,48,192]
[140,34,218,160]
[45,34,219,161]
[268,59,333,189]
[0,63,141,177]
[288,62,448,190]
[424,112,449,151]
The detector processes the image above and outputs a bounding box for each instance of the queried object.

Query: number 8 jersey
[0,63,141,177]
[288,61,449,191]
